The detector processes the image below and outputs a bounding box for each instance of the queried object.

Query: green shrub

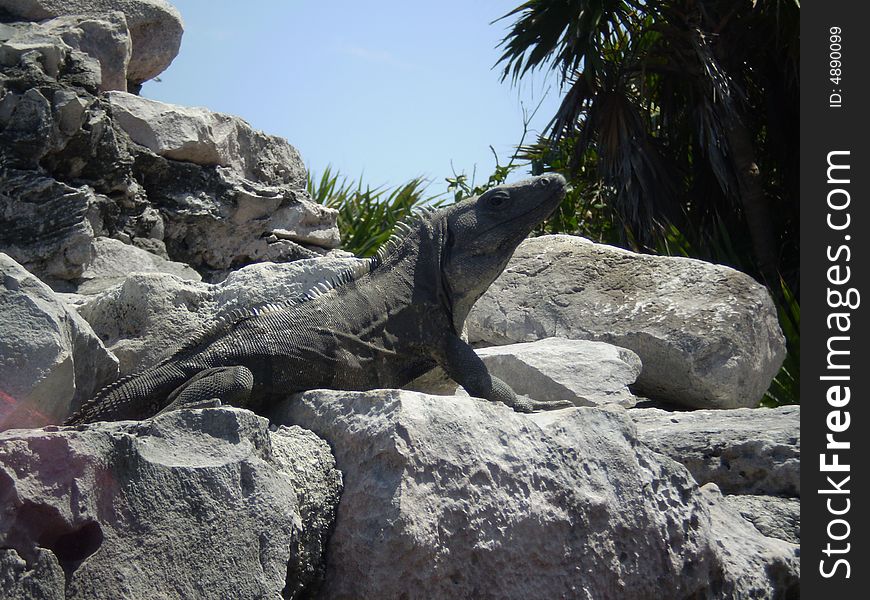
[307,166,443,257]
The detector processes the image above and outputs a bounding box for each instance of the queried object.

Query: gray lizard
[65,174,570,424]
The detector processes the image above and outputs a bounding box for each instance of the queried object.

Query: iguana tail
[65,363,191,425]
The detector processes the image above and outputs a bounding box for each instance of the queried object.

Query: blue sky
[142,1,563,195]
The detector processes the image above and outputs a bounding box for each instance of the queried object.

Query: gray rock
[408,337,641,408]
[107,91,310,189]
[0,548,65,600]
[0,0,183,84]
[273,389,798,599]
[76,236,200,294]
[42,13,132,92]
[467,235,785,409]
[700,484,800,598]
[0,173,103,286]
[143,161,341,273]
[270,425,343,596]
[74,272,205,374]
[724,494,800,544]
[0,407,342,599]
[75,257,366,374]
[630,405,800,497]
[0,253,118,429]
[0,20,101,89]
[1,64,339,286]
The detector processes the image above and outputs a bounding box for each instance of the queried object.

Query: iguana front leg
[441,335,572,413]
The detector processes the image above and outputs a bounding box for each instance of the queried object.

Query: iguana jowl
[66,175,570,424]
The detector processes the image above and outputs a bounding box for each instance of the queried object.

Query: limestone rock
[0,0,183,84]
[270,425,344,595]
[1,9,338,288]
[0,407,342,599]
[0,15,133,95]
[76,236,200,294]
[700,484,800,598]
[135,158,341,274]
[0,20,101,92]
[75,256,366,374]
[0,173,104,286]
[213,257,368,310]
[0,253,118,429]
[108,91,309,188]
[0,548,65,600]
[408,337,641,408]
[274,389,798,599]
[724,494,800,544]
[630,405,800,497]
[467,235,785,409]
[1,81,339,287]
[42,13,132,92]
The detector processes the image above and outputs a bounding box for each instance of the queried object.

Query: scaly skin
[66,174,571,424]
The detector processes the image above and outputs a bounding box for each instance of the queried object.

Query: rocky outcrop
[0,407,342,599]
[0,253,117,430]
[409,337,641,408]
[1,6,339,291]
[107,92,309,187]
[0,548,65,600]
[630,405,800,497]
[0,12,130,92]
[75,235,200,294]
[724,494,800,544]
[274,389,798,600]
[699,484,799,597]
[74,256,364,375]
[0,0,183,87]
[467,235,785,410]
[630,405,800,546]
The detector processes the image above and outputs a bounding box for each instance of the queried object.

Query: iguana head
[438,174,567,332]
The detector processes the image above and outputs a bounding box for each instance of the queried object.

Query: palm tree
[495,0,799,294]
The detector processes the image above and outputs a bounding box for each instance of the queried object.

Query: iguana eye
[487,190,510,207]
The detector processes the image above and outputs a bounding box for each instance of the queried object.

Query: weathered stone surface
[700,484,800,597]
[408,337,641,408]
[270,425,343,596]
[0,0,183,84]
[0,173,103,286]
[274,389,798,599]
[0,20,98,87]
[724,494,800,544]
[0,8,337,287]
[1,72,339,286]
[75,256,366,374]
[136,158,341,274]
[43,13,132,92]
[0,548,65,600]
[0,407,342,599]
[76,236,200,294]
[108,92,309,188]
[0,253,118,429]
[630,405,800,497]
[467,235,785,409]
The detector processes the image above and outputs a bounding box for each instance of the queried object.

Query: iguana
[65,174,571,424]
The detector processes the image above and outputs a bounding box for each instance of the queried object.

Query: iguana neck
[369,216,456,331]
